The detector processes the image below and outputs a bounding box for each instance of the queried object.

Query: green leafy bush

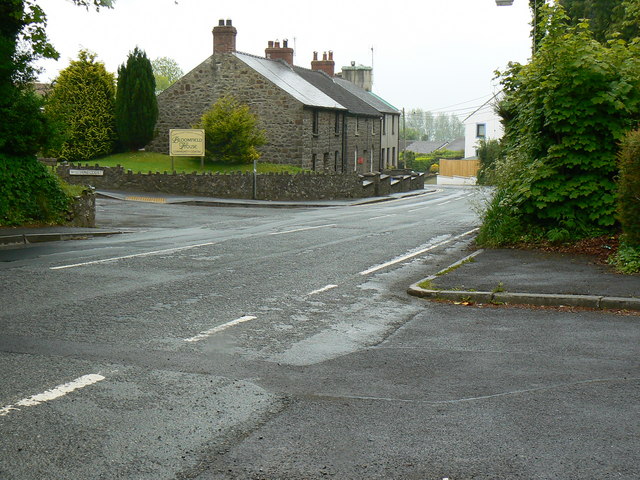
[44,50,116,162]
[476,139,504,185]
[402,149,462,172]
[609,243,640,274]
[616,129,640,247]
[480,4,640,245]
[195,95,266,164]
[0,155,70,225]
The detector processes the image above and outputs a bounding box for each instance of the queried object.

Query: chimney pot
[311,49,335,77]
[265,37,294,65]
[213,19,237,54]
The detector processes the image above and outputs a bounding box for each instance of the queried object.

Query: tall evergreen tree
[44,50,116,162]
[115,47,158,150]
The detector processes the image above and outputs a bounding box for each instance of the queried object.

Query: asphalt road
[1,186,638,479]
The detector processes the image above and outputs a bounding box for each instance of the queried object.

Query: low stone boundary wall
[67,189,96,227]
[57,164,424,201]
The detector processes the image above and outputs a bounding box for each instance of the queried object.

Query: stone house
[146,19,400,173]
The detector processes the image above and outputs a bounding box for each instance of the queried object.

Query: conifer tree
[115,47,158,150]
[44,50,116,162]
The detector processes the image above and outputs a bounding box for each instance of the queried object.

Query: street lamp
[495,0,514,5]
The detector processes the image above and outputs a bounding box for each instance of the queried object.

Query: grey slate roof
[406,137,466,154]
[333,77,400,115]
[444,136,465,152]
[292,67,381,117]
[234,52,346,110]
[406,141,448,154]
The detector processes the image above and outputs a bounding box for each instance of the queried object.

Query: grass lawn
[79,152,307,174]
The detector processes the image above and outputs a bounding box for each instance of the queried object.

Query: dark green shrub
[617,128,640,246]
[476,139,504,185]
[0,85,51,157]
[0,155,70,225]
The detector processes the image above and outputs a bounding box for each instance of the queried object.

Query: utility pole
[402,108,406,169]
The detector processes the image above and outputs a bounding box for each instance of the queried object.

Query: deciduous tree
[0,0,113,226]
[151,56,183,94]
[479,4,640,244]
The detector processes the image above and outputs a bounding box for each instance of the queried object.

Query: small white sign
[69,169,104,176]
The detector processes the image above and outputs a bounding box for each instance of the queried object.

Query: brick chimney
[213,19,237,54]
[265,39,294,65]
[311,51,335,76]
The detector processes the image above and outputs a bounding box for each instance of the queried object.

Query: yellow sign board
[169,129,205,157]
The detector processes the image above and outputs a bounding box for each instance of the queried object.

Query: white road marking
[50,242,216,270]
[359,228,479,276]
[407,206,430,212]
[353,189,442,207]
[436,200,452,206]
[367,214,396,221]
[269,224,337,236]
[0,374,106,417]
[184,315,258,343]
[307,284,338,296]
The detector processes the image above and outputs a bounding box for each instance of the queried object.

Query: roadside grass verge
[77,152,308,174]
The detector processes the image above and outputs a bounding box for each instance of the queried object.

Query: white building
[463,94,504,159]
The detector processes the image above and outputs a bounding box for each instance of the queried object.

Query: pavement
[2,188,639,312]
[408,247,640,312]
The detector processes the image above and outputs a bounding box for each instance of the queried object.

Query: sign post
[253,159,257,200]
[169,129,205,171]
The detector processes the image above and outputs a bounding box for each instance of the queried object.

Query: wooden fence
[439,159,480,178]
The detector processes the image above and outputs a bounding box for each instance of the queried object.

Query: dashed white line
[367,214,396,221]
[50,242,217,270]
[359,228,479,275]
[307,284,338,296]
[184,315,258,343]
[269,224,337,236]
[0,374,106,417]
[436,200,452,206]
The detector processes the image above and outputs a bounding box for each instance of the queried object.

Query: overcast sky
[36,0,532,118]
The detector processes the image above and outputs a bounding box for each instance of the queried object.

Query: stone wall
[66,189,96,227]
[57,165,424,201]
